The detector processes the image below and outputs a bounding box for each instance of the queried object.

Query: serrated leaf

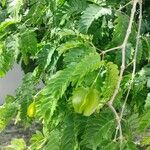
[60,116,78,150]
[81,113,115,149]
[110,12,137,47]
[57,40,84,54]
[7,0,23,21]
[30,131,45,150]
[138,110,150,132]
[79,4,111,33]
[72,53,101,84]
[15,73,38,122]
[0,34,19,77]
[0,19,15,33]
[19,29,37,64]
[64,44,96,67]
[5,138,26,150]
[37,44,56,70]
[44,130,61,150]
[123,140,137,150]
[0,96,17,132]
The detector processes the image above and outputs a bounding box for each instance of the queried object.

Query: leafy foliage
[4,138,26,150]
[0,0,150,149]
[0,96,17,132]
[81,112,115,149]
[79,4,112,33]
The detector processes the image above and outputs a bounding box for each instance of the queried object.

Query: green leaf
[102,141,119,150]
[7,0,23,21]
[141,136,150,148]
[72,53,101,84]
[142,36,150,61]
[138,110,150,132]
[110,12,137,47]
[30,131,46,150]
[0,34,19,77]
[60,116,78,150]
[19,29,37,64]
[61,0,87,15]
[122,140,137,150]
[115,43,134,65]
[36,67,74,122]
[56,0,87,26]
[0,96,17,132]
[79,4,112,33]
[24,1,47,25]
[0,19,15,38]
[5,138,26,150]
[5,34,20,60]
[57,40,84,54]
[81,112,115,149]
[37,44,56,70]
[15,73,38,123]
[64,44,96,67]
[44,130,61,150]
[1,0,6,7]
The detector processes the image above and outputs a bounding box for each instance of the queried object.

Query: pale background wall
[0,64,23,105]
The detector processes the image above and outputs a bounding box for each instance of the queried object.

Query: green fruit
[83,89,99,116]
[72,87,100,116]
[72,87,88,114]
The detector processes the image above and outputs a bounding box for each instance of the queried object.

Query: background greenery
[0,0,150,149]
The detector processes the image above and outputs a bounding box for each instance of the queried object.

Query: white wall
[0,64,23,105]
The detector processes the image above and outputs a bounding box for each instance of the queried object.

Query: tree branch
[107,0,140,145]
[120,0,142,123]
[109,0,138,106]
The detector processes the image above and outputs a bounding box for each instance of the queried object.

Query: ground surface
[0,122,146,150]
[0,122,39,149]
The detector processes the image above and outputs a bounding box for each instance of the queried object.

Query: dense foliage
[0,0,150,149]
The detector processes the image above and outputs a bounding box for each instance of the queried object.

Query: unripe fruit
[72,87,99,116]
[72,87,88,114]
[83,89,99,116]
[27,101,36,118]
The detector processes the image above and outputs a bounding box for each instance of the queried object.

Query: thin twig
[109,0,138,106]
[107,103,122,141]
[118,1,132,11]
[120,0,142,122]
[108,0,139,145]
[101,45,122,55]
[126,60,134,68]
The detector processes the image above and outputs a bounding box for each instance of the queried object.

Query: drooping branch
[120,0,143,125]
[112,0,143,142]
[109,0,139,106]
[107,0,140,144]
